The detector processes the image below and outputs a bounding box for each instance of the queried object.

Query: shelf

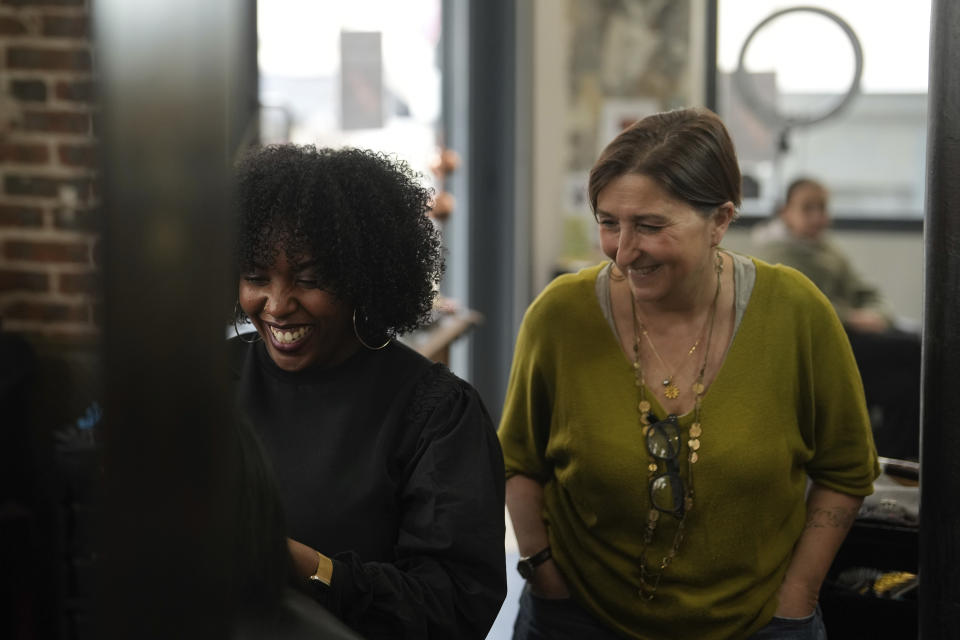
[400,309,483,365]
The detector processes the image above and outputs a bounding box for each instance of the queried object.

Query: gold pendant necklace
[639,328,701,399]
[634,264,716,400]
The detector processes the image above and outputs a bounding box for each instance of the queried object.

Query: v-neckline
[593,256,752,420]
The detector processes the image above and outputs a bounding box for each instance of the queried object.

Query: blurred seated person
[753,178,920,460]
[752,177,890,333]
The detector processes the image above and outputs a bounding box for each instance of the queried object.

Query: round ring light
[733,6,864,129]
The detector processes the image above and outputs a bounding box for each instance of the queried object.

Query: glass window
[257,0,443,180]
[715,0,930,221]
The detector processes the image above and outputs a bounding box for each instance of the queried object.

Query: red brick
[7,47,91,72]
[54,207,99,231]
[59,271,97,294]
[2,174,89,199]
[4,240,89,263]
[57,143,94,167]
[0,143,49,164]
[54,80,94,103]
[0,16,28,35]
[22,110,90,134]
[1,0,84,8]
[88,176,100,200]
[0,205,44,227]
[11,79,47,102]
[2,300,89,323]
[42,15,88,38]
[4,174,59,197]
[0,269,49,292]
[15,328,99,344]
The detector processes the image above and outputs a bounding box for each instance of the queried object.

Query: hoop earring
[353,308,390,351]
[234,301,261,344]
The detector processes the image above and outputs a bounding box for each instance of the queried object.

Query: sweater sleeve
[311,367,507,640]
[797,273,881,495]
[498,293,556,483]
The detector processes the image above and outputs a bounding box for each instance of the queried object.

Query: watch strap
[522,546,552,568]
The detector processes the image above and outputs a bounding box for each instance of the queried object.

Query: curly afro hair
[234,145,443,340]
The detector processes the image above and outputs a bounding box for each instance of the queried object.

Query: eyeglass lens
[645,415,685,516]
[646,416,680,460]
[650,473,685,514]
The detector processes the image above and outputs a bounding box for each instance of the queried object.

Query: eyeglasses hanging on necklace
[630,250,723,600]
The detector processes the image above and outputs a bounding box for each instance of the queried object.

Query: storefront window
[257,0,442,180]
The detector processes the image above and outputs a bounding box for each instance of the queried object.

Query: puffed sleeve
[312,366,507,639]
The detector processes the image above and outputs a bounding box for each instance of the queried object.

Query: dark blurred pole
[464,0,518,419]
[228,0,261,160]
[920,0,960,637]
[704,0,718,111]
[94,1,256,638]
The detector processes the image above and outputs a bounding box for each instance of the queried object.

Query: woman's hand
[775,483,863,618]
[845,308,889,333]
[507,475,572,599]
[773,580,817,618]
[287,537,332,583]
[530,559,571,599]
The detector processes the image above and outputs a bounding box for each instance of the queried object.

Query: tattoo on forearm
[805,507,857,530]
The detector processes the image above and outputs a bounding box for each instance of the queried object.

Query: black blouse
[233,339,506,639]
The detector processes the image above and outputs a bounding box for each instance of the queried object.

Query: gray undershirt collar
[595,250,756,349]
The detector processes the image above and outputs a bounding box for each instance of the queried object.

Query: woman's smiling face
[596,173,732,307]
[238,250,358,372]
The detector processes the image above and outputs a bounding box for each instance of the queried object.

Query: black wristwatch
[516,546,552,580]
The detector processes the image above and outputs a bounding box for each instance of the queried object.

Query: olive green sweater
[499,259,879,640]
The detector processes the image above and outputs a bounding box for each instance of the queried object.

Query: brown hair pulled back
[588,107,742,217]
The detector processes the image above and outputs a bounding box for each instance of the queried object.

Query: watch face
[517,559,534,580]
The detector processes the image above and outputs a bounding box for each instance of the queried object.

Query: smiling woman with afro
[229,144,507,639]
[234,145,443,342]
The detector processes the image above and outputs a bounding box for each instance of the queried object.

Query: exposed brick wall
[0,0,97,341]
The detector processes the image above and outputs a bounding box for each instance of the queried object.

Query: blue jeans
[512,584,626,640]
[748,605,827,640]
[514,583,826,640]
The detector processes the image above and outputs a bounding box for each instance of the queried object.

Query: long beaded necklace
[631,251,723,600]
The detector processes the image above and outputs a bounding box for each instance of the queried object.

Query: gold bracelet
[308,551,332,585]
